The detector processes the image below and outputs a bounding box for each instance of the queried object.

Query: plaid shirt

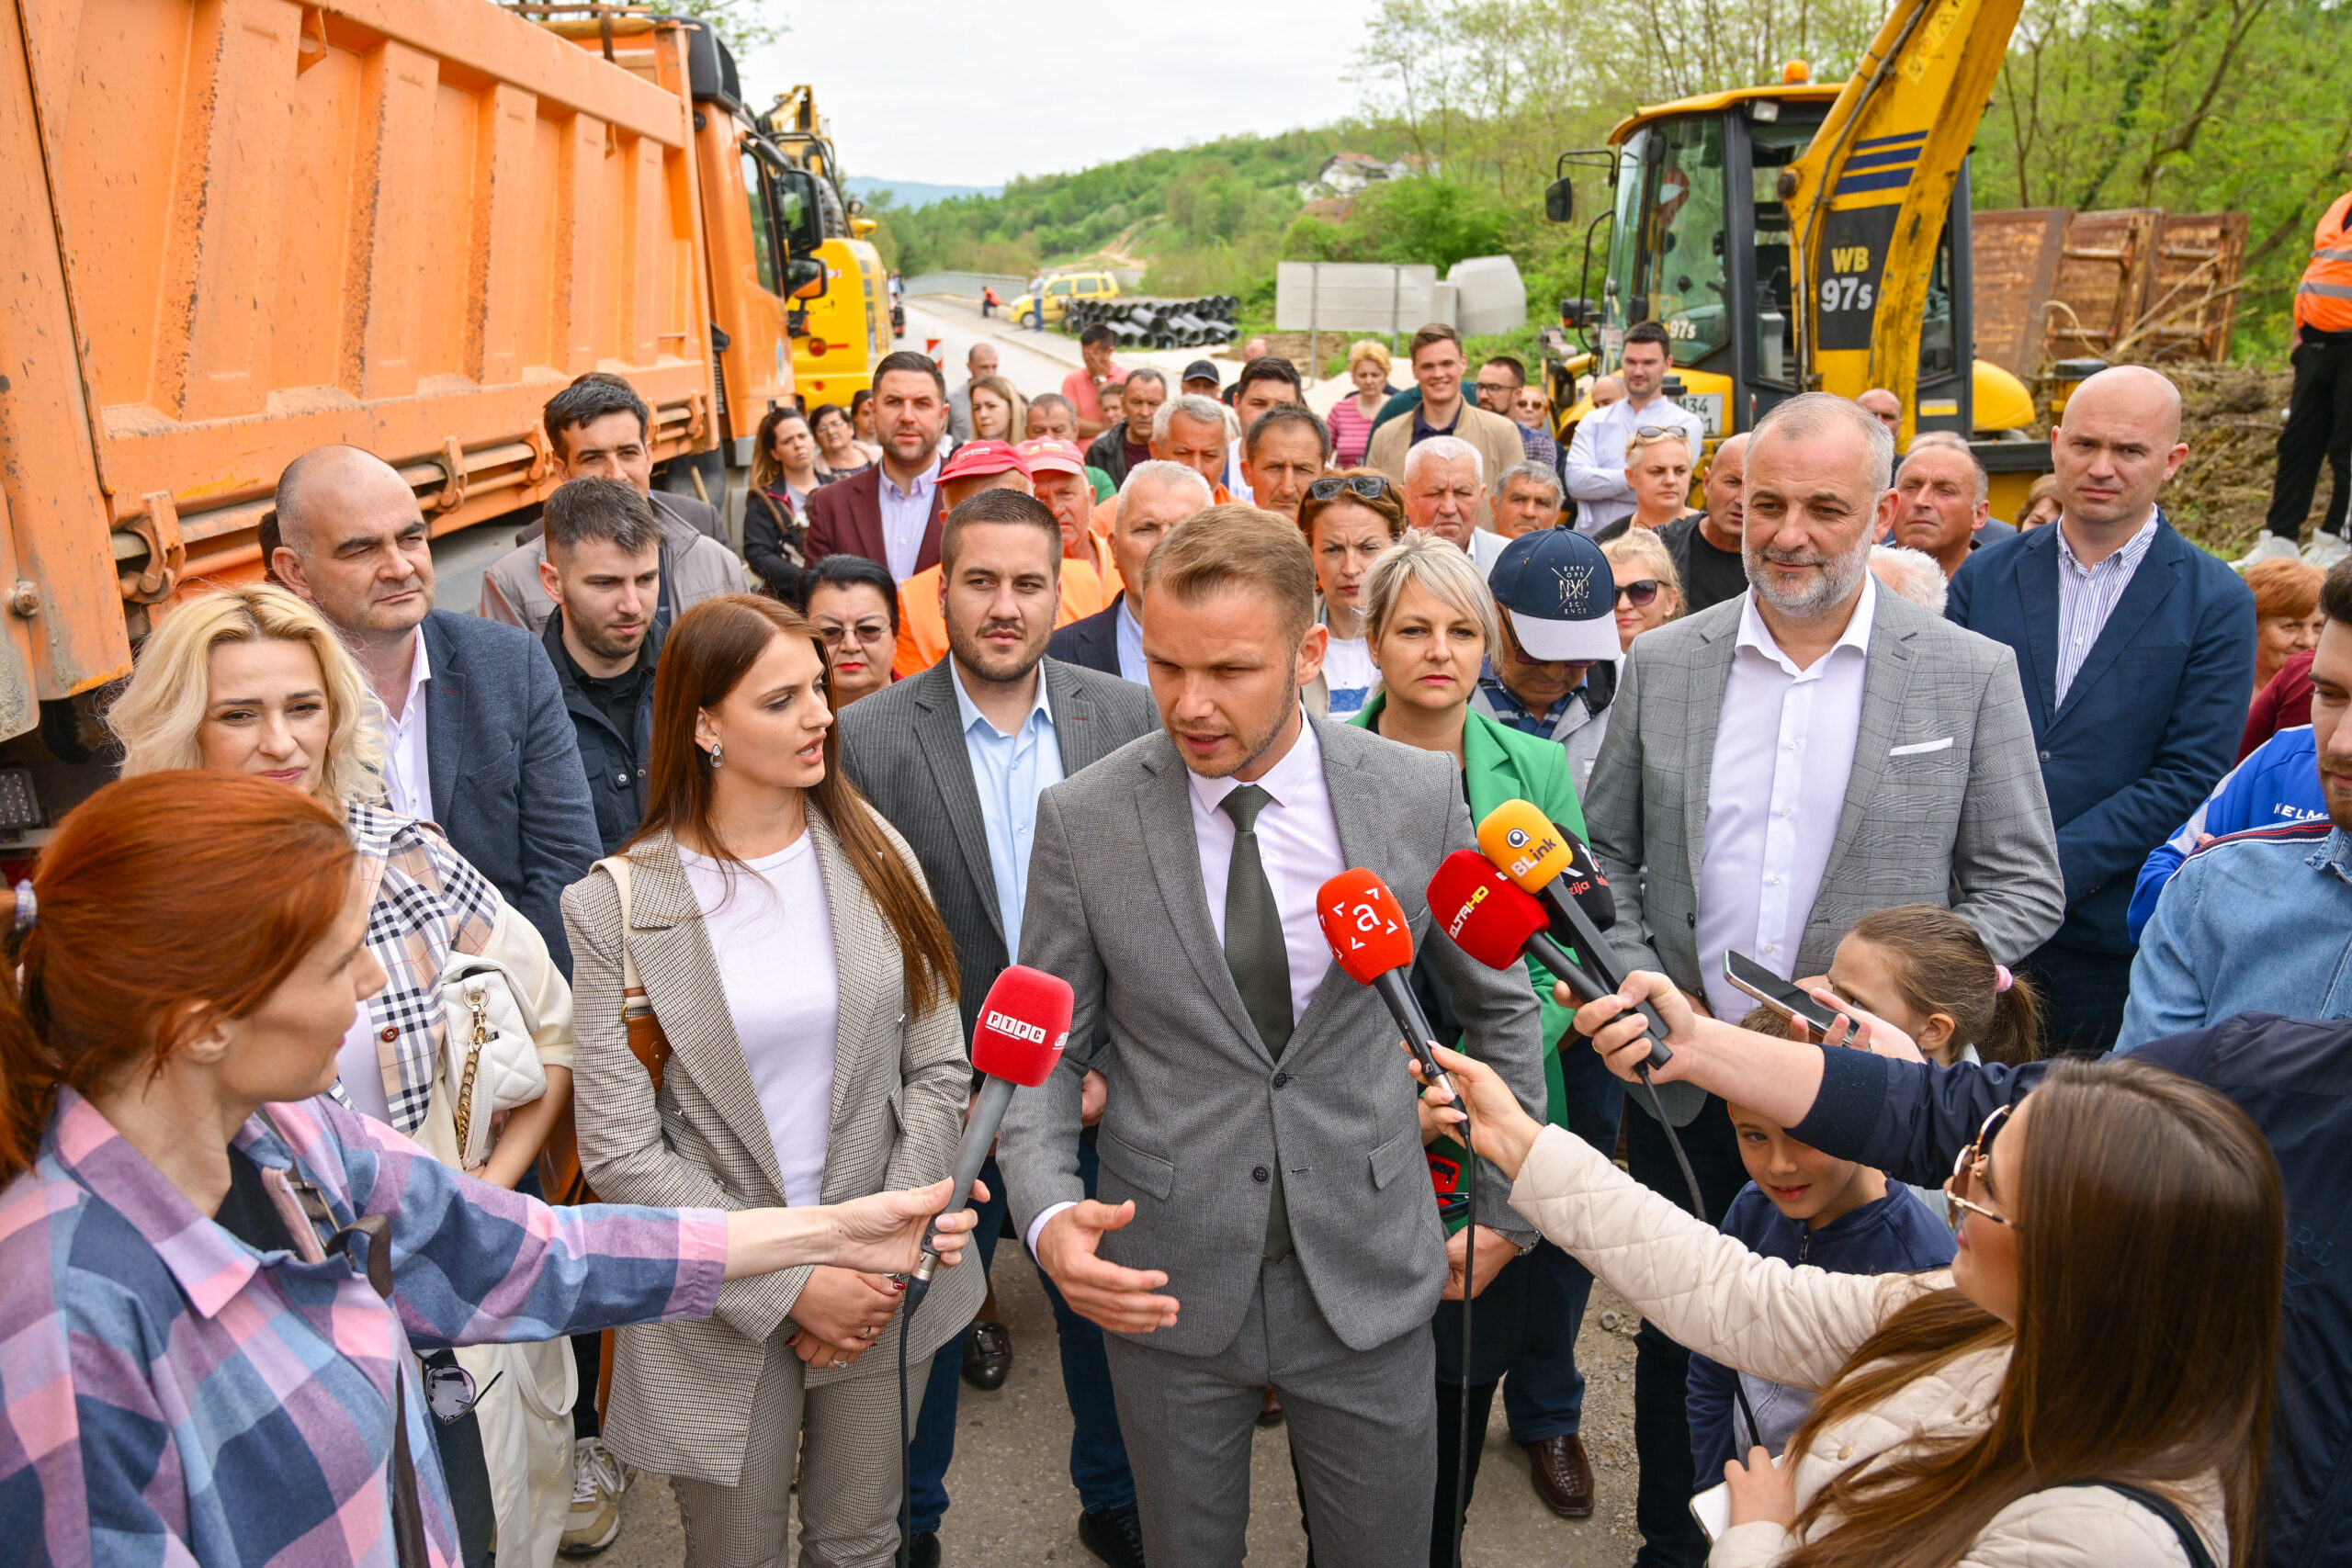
[0,1089,726,1568]
[347,802,500,1135]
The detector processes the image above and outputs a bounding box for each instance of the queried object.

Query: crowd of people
[2,297,2347,1568]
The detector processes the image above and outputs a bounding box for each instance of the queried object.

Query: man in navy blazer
[274,446,602,973]
[1948,367,2255,1052]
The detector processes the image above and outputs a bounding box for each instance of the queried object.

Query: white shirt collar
[1735,571,1878,680]
[1189,705,1322,815]
[948,657,1052,740]
[883,453,943,502]
[386,630,431,728]
[1117,595,1144,639]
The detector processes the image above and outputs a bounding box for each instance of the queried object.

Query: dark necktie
[1220,784,1295,1259]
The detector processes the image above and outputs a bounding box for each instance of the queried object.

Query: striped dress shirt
[2053,513,2160,705]
[0,1089,726,1567]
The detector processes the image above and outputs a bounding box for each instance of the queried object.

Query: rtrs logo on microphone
[985,1011,1047,1043]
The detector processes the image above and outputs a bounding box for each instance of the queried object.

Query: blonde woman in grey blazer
[564,594,979,1568]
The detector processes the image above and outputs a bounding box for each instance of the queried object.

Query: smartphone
[1689,1478,1733,1542]
[1722,950,1845,1034]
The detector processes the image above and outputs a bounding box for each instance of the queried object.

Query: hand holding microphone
[1315,869,1456,1105]
[910,964,1073,1297]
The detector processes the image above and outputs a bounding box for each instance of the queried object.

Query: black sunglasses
[1615,579,1662,607]
[1306,475,1392,503]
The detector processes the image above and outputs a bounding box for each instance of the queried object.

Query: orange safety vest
[2295,189,2352,334]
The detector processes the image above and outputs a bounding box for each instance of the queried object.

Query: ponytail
[0,772,356,1181]
[1980,968,2045,1066]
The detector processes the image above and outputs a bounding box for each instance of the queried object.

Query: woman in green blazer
[1344,533,1619,1560]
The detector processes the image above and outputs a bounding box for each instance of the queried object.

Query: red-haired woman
[0,771,976,1568]
[563,595,978,1565]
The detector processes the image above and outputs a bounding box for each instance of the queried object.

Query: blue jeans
[1502,1044,1623,1440]
[906,1134,1135,1531]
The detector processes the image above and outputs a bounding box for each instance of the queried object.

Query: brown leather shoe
[1523,1434,1595,1517]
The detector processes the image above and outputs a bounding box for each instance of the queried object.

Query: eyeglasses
[1306,474,1392,504]
[818,620,890,648]
[1944,1102,2020,1235]
[1475,381,1519,398]
[1615,580,1662,608]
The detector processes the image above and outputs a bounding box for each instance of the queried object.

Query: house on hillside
[1295,152,1439,203]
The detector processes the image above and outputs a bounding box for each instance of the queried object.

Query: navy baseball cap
[1182,359,1222,388]
[1487,528,1623,663]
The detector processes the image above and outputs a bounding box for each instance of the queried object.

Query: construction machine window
[1747,117,1819,384]
[1637,116,1729,365]
[1602,134,1647,353]
[741,152,783,294]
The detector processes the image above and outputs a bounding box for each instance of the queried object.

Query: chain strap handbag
[435,951,548,1172]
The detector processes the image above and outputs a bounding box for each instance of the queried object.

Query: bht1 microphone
[1316,868,1456,1106]
[1427,850,1672,1071]
[910,964,1073,1287]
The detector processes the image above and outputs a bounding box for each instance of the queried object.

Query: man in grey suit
[996,505,1550,1567]
[1578,391,2063,1568]
[837,489,1159,1568]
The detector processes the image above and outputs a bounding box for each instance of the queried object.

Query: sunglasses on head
[1306,475,1392,503]
[1632,423,1683,439]
[1615,580,1662,608]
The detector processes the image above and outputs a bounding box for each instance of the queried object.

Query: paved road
[595,1237,1647,1566]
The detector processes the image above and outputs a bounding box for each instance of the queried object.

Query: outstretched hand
[1566,970,1705,1085]
[1037,1200,1181,1335]
[820,1177,987,1275]
[1404,1042,1544,1179]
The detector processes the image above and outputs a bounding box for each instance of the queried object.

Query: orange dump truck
[0,0,817,835]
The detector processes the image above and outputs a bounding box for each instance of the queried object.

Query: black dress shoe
[1078,1503,1147,1568]
[960,1321,1012,1391]
[903,1530,940,1568]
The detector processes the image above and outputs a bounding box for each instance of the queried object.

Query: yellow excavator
[1543,0,2052,515]
[761,85,893,413]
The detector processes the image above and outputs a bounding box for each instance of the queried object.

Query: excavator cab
[1552,84,1975,446]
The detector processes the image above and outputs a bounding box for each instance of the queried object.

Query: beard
[944,614,1049,686]
[1744,532,1873,620]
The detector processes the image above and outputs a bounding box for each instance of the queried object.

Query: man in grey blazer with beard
[995,505,1550,1567]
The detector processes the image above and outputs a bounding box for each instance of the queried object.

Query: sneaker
[2306,533,2350,571]
[2236,534,2304,569]
[560,1436,630,1557]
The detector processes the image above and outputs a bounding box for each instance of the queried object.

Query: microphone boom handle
[1371,968,1458,1103]
[914,1073,1017,1282]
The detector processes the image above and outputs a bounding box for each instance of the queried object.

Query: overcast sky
[740,0,1383,190]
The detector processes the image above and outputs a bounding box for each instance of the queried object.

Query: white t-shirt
[1322,636,1379,716]
[680,837,841,1209]
[335,1012,395,1123]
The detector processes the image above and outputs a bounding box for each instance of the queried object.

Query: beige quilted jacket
[1509,1125,2226,1567]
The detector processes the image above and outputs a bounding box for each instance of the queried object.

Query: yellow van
[1006,271,1122,326]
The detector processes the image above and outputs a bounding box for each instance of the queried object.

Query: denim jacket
[2121,820,2352,1049]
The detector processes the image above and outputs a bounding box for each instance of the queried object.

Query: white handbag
[437,951,549,1171]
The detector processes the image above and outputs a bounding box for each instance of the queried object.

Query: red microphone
[1426,851,1672,1070]
[1317,869,1458,1104]
[913,964,1073,1284]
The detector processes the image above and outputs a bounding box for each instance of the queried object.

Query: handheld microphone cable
[1434,833,1762,1448]
[893,964,1073,1568]
[1312,869,1477,1567]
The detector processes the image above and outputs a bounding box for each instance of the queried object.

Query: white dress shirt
[1564,395,1709,534]
[379,632,435,825]
[1695,577,1878,1021]
[1225,435,1255,504]
[2052,513,2160,705]
[1027,709,1344,1256]
[1114,595,1148,685]
[878,453,944,581]
[949,660,1065,958]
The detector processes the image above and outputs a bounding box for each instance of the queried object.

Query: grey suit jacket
[995,715,1549,1359]
[835,657,1162,1043]
[1582,589,2064,1118]
[560,810,982,1485]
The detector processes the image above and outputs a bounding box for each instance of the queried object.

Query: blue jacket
[1791,1015,2352,1568]
[420,610,601,973]
[1946,516,2255,953]
[2128,727,2325,942]
[1689,1183,1954,1482]
[2122,821,2352,1047]
[1047,592,1124,677]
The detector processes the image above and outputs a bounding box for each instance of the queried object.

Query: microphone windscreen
[1427,850,1549,972]
[1317,869,1415,984]
[969,964,1074,1087]
[1553,824,1618,931]
[1476,799,1570,897]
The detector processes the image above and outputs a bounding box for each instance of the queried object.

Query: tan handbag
[537,854,673,1207]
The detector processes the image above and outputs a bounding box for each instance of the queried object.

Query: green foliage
[1281,177,1527,272]
[648,0,784,54]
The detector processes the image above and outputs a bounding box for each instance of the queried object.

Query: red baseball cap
[938,439,1031,483]
[1014,438,1089,479]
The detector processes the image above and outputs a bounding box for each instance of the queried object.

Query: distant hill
[845,176,1000,209]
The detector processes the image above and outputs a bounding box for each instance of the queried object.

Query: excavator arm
[1780,0,2025,426]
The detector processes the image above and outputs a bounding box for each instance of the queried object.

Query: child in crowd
[1686,1008,1956,1486]
[1823,903,2045,1067]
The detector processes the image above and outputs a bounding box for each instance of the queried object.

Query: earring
[708,743,725,768]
